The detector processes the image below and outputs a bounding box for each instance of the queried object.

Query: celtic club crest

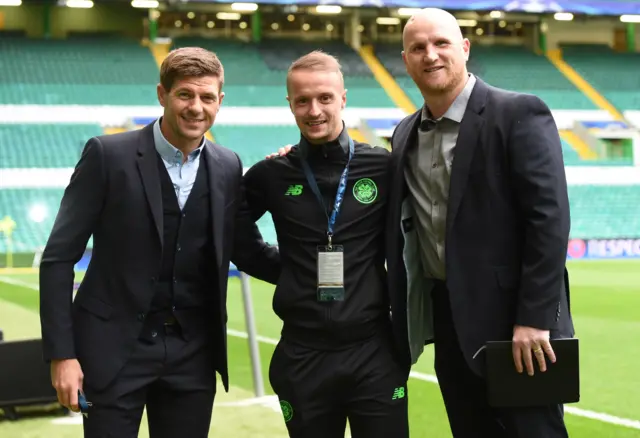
[280,400,293,422]
[353,178,378,204]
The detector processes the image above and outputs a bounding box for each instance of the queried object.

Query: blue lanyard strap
[300,137,354,245]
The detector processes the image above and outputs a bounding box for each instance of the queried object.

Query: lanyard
[300,137,354,248]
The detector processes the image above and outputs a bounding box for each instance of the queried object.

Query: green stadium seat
[568,185,640,239]
[0,36,159,105]
[172,37,395,108]
[259,38,395,108]
[212,124,300,166]
[374,43,596,111]
[560,137,634,167]
[0,124,103,168]
[560,44,640,111]
[255,213,277,246]
[2,184,637,253]
[468,45,595,110]
[373,44,423,108]
[211,123,313,245]
[0,186,278,253]
[0,188,63,253]
[172,37,288,107]
[561,138,583,165]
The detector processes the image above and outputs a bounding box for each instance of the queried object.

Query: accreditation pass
[317,245,345,302]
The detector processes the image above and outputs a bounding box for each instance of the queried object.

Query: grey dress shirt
[403,74,477,280]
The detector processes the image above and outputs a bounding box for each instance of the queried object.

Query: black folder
[484,338,580,408]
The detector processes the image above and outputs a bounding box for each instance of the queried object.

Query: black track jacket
[243,127,391,348]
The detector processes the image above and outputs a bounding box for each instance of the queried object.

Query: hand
[512,325,556,376]
[51,359,84,412]
[264,145,293,159]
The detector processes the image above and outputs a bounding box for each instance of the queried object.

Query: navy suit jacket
[386,77,575,375]
[39,122,280,392]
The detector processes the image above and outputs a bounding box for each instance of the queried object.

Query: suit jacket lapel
[136,123,163,247]
[446,78,488,235]
[204,142,225,269]
[393,111,422,203]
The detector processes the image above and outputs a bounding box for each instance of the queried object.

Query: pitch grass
[0,260,639,437]
[0,387,288,438]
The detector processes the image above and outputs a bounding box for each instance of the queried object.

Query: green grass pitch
[0,260,638,437]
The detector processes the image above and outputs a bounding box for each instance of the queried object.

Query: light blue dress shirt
[153,118,206,210]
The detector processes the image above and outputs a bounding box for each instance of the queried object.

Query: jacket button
[137,312,145,322]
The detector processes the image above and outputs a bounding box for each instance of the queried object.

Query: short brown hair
[160,47,224,92]
[286,50,344,90]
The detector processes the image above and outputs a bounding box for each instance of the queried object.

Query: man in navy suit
[40,47,280,438]
[385,9,574,438]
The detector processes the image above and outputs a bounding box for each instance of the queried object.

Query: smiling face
[157,47,225,153]
[286,53,346,145]
[157,75,223,149]
[401,9,470,98]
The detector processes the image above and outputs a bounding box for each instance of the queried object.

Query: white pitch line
[563,406,640,430]
[227,330,640,431]
[0,275,38,289]
[11,282,635,433]
[44,330,640,433]
[218,395,277,407]
[51,412,84,425]
[218,395,281,413]
[409,370,438,384]
[228,328,278,346]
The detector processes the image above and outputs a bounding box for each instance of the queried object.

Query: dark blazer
[39,122,280,392]
[386,77,574,375]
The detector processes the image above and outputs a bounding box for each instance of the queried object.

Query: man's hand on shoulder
[265,144,293,159]
[51,358,84,412]
[511,325,556,377]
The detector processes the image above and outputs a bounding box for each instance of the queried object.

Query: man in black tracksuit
[242,51,410,438]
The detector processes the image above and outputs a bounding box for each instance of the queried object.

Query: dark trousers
[82,324,217,438]
[269,331,409,438]
[431,281,569,438]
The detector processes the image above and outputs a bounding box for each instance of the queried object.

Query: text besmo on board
[567,238,640,259]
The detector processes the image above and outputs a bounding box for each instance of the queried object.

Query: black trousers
[268,331,409,438]
[82,324,216,438]
[431,281,569,438]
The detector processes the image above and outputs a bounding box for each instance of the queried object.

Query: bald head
[400,7,470,105]
[402,8,464,50]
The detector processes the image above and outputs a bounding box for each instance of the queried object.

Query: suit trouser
[82,324,216,438]
[431,281,569,438]
[269,330,409,438]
